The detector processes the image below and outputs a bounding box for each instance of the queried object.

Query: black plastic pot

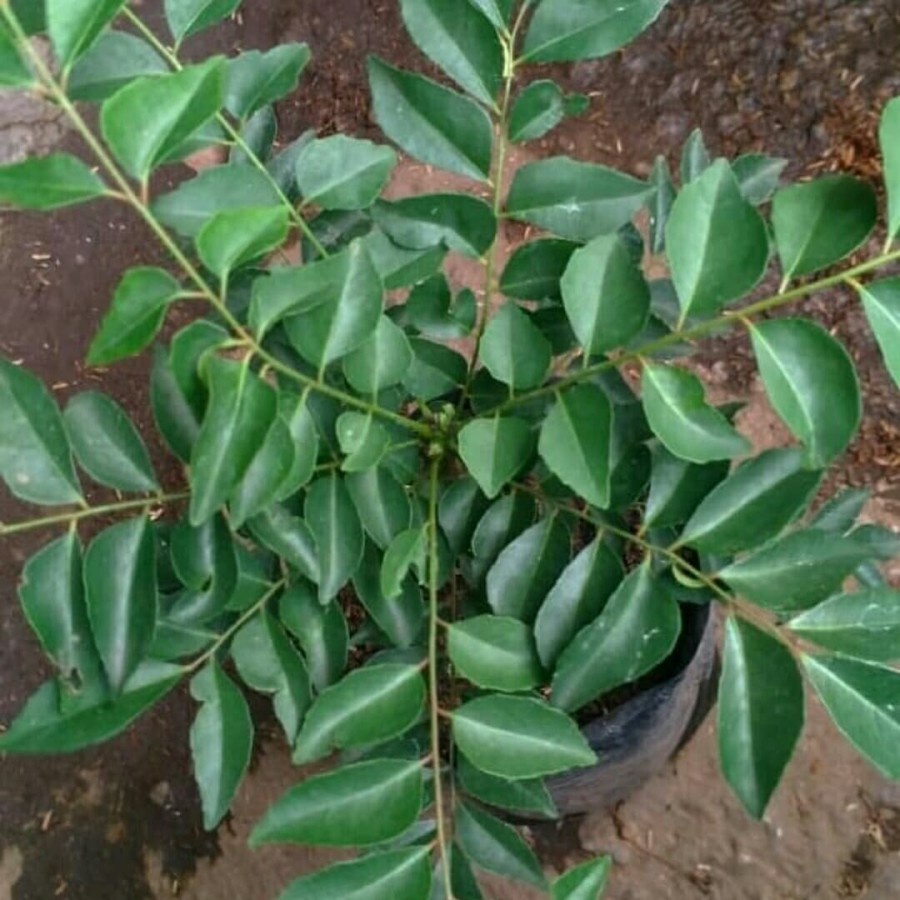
[544,602,718,817]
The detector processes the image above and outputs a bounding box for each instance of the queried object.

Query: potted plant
[1,0,899,897]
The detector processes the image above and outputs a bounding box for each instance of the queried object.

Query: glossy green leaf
[101,58,225,181]
[789,588,900,662]
[403,338,468,401]
[279,847,431,900]
[197,206,289,278]
[506,157,652,242]
[772,175,877,279]
[552,856,611,900]
[363,228,447,290]
[279,581,348,691]
[150,344,199,462]
[471,491,536,574]
[399,0,502,105]
[68,30,167,101]
[84,517,157,694]
[679,129,710,185]
[248,505,319,583]
[677,448,821,555]
[189,357,277,525]
[381,528,427,599]
[230,105,277,165]
[751,318,861,466]
[480,302,552,391]
[458,416,534,500]
[803,654,900,779]
[809,487,870,534]
[336,413,390,473]
[63,392,157,492]
[857,278,900,388]
[508,80,567,143]
[189,662,253,830]
[648,155,676,253]
[665,159,769,321]
[404,275,476,340]
[644,444,729,528]
[0,153,106,210]
[346,467,412,550]
[342,316,414,395]
[552,564,680,711]
[521,0,669,63]
[718,617,803,818]
[561,233,650,354]
[225,543,273,613]
[164,0,240,42]
[439,477,489,556]
[454,693,595,780]
[880,98,900,242]
[731,153,787,205]
[46,0,127,68]
[534,537,624,668]
[0,358,82,506]
[486,517,570,622]
[456,756,558,819]
[275,392,319,500]
[0,23,32,88]
[225,43,310,119]
[231,610,311,743]
[500,238,578,301]
[368,57,492,181]
[641,364,750,463]
[305,474,365,602]
[229,417,295,527]
[251,758,422,847]
[294,663,426,763]
[539,385,612,508]
[448,615,544,691]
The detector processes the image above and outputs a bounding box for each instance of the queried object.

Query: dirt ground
[1,1,899,898]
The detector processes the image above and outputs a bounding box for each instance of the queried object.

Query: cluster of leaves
[1,1,899,898]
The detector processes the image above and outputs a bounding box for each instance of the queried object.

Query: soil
[1,1,899,899]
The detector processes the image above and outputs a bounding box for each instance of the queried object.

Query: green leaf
[197,206,289,279]
[857,278,900,388]
[189,662,253,830]
[284,241,383,370]
[164,0,240,42]
[552,856,611,900]
[68,30,167,101]
[538,385,612,508]
[880,98,900,242]
[521,0,669,63]
[230,105,277,165]
[438,477,489,555]
[679,129,710,185]
[404,275,475,340]
[453,694,594,780]
[534,537,624,669]
[154,164,281,238]
[381,528,427,599]
[364,228,447,290]
[229,417,295,527]
[294,663,426,763]
[372,194,496,259]
[150,345,199,462]
[399,0,502,105]
[0,358,82,506]
[251,758,422,847]
[189,358,278,525]
[802,654,900,780]
[63,391,158,492]
[346,467,413,550]
[665,159,769,321]
[641,364,750,463]
[486,517,570,622]
[644,444,729,528]
[46,0,127,68]
[0,23,32,88]
[296,135,395,210]
[561,234,650,354]
[87,267,181,365]
[731,153,787,205]
[337,413,391,473]
[368,57,492,182]
[457,756,558,819]
[480,302,552,391]
[720,529,873,613]
[751,318,861,467]
[101,58,225,181]
[403,339,467,401]
[677,448,821,555]
[248,505,319,583]
[648,156,676,253]
[0,662,181,754]
[809,487,870,534]
[552,564,681,712]
[718,617,803,818]
[500,238,578,301]
[225,43,310,119]
[275,392,319,500]
[471,492,536,577]
[0,153,106,210]
[458,416,534,500]
[279,582,348,691]
[456,802,547,889]
[84,517,157,695]
[305,474,365,602]
[506,157,652,242]
[772,175,877,279]
[231,610,311,744]
[279,847,432,900]
[341,317,413,395]
[508,80,567,143]
[448,615,544,691]
[789,588,900,662]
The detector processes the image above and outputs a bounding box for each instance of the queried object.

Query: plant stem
[427,455,454,899]
[120,7,330,260]
[490,247,900,416]
[0,492,190,537]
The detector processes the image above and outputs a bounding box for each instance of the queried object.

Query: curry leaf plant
[1,1,900,898]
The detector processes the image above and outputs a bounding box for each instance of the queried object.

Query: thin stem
[0,492,190,537]
[120,7,330,260]
[427,456,453,899]
[490,247,900,416]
